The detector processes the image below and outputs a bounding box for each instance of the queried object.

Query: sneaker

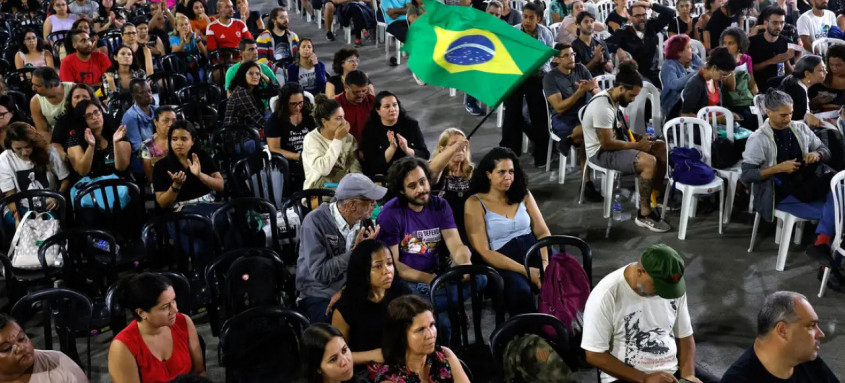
[362,29,370,39]
[354,38,362,47]
[556,136,574,157]
[412,73,425,85]
[583,181,603,203]
[465,99,483,116]
[326,31,335,41]
[806,243,834,266]
[635,211,672,233]
[389,56,398,66]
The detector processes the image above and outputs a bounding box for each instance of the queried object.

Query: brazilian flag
[401,0,557,106]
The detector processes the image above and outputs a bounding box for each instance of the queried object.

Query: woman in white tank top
[14,30,55,69]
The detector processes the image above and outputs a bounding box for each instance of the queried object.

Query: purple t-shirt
[376,196,457,273]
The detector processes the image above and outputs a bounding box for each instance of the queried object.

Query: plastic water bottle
[646,119,655,137]
[90,238,118,253]
[612,193,623,221]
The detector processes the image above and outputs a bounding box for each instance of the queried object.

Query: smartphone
[362,218,375,231]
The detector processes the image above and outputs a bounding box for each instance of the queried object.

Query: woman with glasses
[43,0,77,39]
[325,48,374,99]
[14,29,54,69]
[360,91,429,177]
[288,39,327,95]
[102,45,147,98]
[51,84,102,159]
[681,47,741,119]
[121,23,154,75]
[268,83,315,195]
[222,61,267,130]
[302,94,360,190]
[152,120,223,212]
[0,313,88,382]
[66,100,131,178]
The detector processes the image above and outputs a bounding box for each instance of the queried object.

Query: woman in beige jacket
[302,94,362,189]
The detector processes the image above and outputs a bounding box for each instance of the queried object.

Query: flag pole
[465,102,499,140]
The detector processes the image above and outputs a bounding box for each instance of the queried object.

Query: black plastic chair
[147,72,189,105]
[11,287,94,375]
[218,306,309,383]
[210,126,261,179]
[207,62,233,89]
[104,271,193,333]
[208,48,241,65]
[5,68,35,99]
[211,197,279,252]
[176,103,218,146]
[204,248,287,336]
[98,29,122,55]
[0,190,66,250]
[6,89,30,115]
[429,265,505,381]
[286,188,335,222]
[106,91,134,121]
[524,235,593,290]
[141,212,218,314]
[231,152,289,210]
[177,83,224,105]
[488,313,574,379]
[39,228,118,296]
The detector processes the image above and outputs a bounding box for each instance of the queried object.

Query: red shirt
[113,313,193,383]
[336,93,374,143]
[59,51,111,86]
[206,18,253,51]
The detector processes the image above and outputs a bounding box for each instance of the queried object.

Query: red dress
[114,313,193,383]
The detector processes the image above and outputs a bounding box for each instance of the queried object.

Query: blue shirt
[381,0,410,25]
[122,104,157,153]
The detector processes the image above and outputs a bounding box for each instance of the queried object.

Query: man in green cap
[581,244,718,383]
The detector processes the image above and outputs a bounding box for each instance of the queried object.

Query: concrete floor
[76,5,845,381]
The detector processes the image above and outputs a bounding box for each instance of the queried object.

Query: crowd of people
[0,0,842,380]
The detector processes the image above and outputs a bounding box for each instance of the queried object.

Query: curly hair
[17,28,47,55]
[185,0,208,20]
[331,47,359,76]
[273,82,314,122]
[386,156,431,202]
[469,147,528,204]
[720,27,750,54]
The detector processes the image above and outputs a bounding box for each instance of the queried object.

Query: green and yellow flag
[401,0,557,106]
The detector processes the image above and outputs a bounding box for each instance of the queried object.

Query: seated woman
[429,128,472,242]
[326,48,374,99]
[102,45,147,98]
[42,0,76,40]
[51,84,100,159]
[152,120,223,212]
[14,29,54,69]
[808,44,845,113]
[660,34,704,121]
[333,239,409,366]
[66,100,131,178]
[680,47,739,120]
[557,0,583,45]
[0,95,29,152]
[361,92,429,177]
[287,39,327,95]
[94,0,124,33]
[668,0,695,37]
[0,313,89,382]
[121,23,154,76]
[604,0,628,33]
[367,295,470,383]
[720,27,759,130]
[267,83,315,196]
[135,18,166,58]
[142,106,177,183]
[464,147,551,316]
[302,94,361,190]
[108,273,205,383]
[170,14,208,57]
[223,61,267,130]
[298,323,366,383]
[778,55,827,127]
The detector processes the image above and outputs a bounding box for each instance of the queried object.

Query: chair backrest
[626,81,662,135]
[657,32,665,68]
[662,117,714,166]
[176,103,218,144]
[549,22,561,37]
[0,190,65,250]
[210,126,261,176]
[489,313,572,378]
[692,2,704,17]
[147,73,189,105]
[524,235,593,289]
[141,212,219,277]
[72,179,142,244]
[211,197,279,251]
[831,171,845,258]
[207,62,233,89]
[231,152,290,210]
[6,68,35,98]
[690,39,706,61]
[105,271,193,333]
[742,16,757,34]
[176,83,225,105]
[209,48,241,65]
[594,74,616,91]
[696,105,735,141]
[595,0,613,22]
[5,89,30,115]
[204,248,287,326]
[812,37,845,56]
[98,29,123,55]
[753,93,766,126]
[218,306,309,382]
[430,265,505,349]
[39,228,118,294]
[287,188,336,223]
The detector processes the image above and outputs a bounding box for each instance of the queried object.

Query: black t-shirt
[265,113,315,154]
[748,34,789,93]
[606,11,627,33]
[272,30,292,61]
[705,8,737,44]
[66,125,122,178]
[721,347,839,382]
[152,151,219,204]
[334,285,409,353]
[668,16,693,35]
[772,127,803,200]
[572,36,610,76]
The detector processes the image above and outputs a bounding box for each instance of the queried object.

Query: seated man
[323,0,375,46]
[295,173,386,323]
[582,244,719,383]
[59,29,111,87]
[206,0,253,51]
[334,70,374,143]
[605,0,675,86]
[29,67,74,137]
[224,38,278,92]
[581,61,670,232]
[721,291,838,382]
[256,8,300,82]
[571,11,613,77]
[121,79,157,176]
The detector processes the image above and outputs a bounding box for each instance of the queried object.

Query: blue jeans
[299,296,331,324]
[778,192,839,267]
[495,234,539,316]
[551,113,580,140]
[403,275,488,344]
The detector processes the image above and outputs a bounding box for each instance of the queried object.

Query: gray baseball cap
[335,173,387,201]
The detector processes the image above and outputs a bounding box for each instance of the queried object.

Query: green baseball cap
[641,244,686,299]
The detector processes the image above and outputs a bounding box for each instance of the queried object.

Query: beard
[407,192,430,206]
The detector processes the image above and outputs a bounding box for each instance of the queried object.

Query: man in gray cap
[295,173,386,323]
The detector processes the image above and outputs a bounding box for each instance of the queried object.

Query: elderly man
[721,291,838,381]
[295,173,386,323]
[581,244,719,383]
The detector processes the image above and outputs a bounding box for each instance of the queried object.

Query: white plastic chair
[542,90,570,184]
[550,22,562,37]
[662,0,676,7]
[661,117,725,240]
[594,74,616,91]
[742,16,757,34]
[820,170,845,297]
[697,106,740,224]
[657,33,665,68]
[692,3,704,17]
[511,0,524,12]
[627,81,662,135]
[748,209,811,271]
[752,94,766,128]
[379,7,403,64]
[812,37,845,56]
[690,39,706,62]
[595,0,613,23]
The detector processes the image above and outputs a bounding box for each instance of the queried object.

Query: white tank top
[37,82,73,129]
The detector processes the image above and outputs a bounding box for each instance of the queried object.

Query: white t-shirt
[0,147,69,193]
[797,10,836,43]
[581,264,694,383]
[582,90,620,158]
[30,350,90,383]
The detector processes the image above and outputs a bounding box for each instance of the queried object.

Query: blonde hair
[172,14,191,35]
[432,128,473,179]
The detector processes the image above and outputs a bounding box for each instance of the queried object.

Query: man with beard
[721,291,839,382]
[749,7,795,93]
[797,0,837,51]
[30,67,74,137]
[572,11,613,76]
[296,173,385,323]
[581,61,670,232]
[206,0,253,51]
[256,8,300,80]
[59,29,111,87]
[582,244,719,383]
[605,0,675,86]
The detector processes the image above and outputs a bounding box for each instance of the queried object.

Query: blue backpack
[668,147,716,185]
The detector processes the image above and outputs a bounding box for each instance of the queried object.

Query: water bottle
[612,193,623,221]
[777,62,785,77]
[646,119,655,137]
[90,238,110,252]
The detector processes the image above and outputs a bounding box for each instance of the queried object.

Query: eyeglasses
[344,58,359,64]
[288,101,304,106]
[123,31,137,35]
[246,71,261,77]
[0,111,10,119]
[84,109,102,120]
[23,36,37,41]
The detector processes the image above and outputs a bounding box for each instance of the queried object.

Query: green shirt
[225,61,278,108]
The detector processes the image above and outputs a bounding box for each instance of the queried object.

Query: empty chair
[697,106,742,224]
[176,103,218,142]
[231,152,289,209]
[98,29,123,55]
[176,83,225,105]
[286,188,335,223]
[209,126,261,178]
[147,72,188,105]
[811,37,845,56]
[211,197,280,252]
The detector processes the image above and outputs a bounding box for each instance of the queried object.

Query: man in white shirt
[581,244,719,383]
[796,0,836,52]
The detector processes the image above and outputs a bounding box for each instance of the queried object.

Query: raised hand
[188,152,201,176]
[387,130,396,147]
[168,170,187,186]
[113,125,127,142]
[334,120,350,140]
[84,128,96,146]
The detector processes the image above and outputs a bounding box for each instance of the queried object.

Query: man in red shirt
[206,0,253,51]
[59,29,111,87]
[334,70,374,143]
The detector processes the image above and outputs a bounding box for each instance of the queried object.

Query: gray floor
[74,6,845,381]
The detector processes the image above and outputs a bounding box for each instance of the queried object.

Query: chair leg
[579,164,589,204]
[819,267,831,298]
[748,212,761,252]
[522,133,529,154]
[545,139,552,173]
[794,221,804,245]
[678,190,692,240]
[775,219,783,245]
[603,171,616,219]
[558,153,566,185]
[661,181,672,221]
[497,104,504,128]
[395,40,402,65]
[724,175,737,225]
[776,216,796,271]
[718,187,724,235]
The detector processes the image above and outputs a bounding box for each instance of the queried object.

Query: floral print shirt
[367,346,454,383]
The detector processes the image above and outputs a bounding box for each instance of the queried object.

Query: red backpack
[537,252,591,336]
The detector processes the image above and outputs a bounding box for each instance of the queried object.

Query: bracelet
[171,185,181,192]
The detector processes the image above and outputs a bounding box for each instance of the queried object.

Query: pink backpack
[537,253,591,336]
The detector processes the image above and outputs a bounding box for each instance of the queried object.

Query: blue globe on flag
[444,35,495,66]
